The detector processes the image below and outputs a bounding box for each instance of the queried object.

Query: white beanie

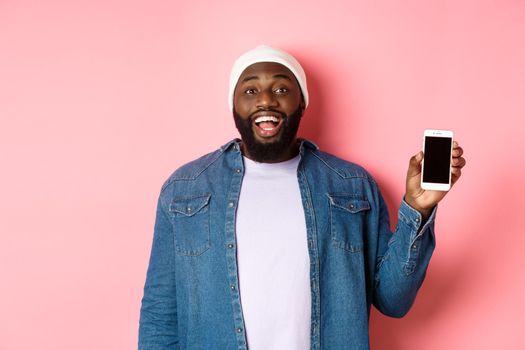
[228,45,309,112]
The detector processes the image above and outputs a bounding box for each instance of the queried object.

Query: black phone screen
[423,136,452,183]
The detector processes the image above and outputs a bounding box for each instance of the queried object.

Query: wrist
[404,196,432,220]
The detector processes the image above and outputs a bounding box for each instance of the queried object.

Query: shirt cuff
[399,198,437,236]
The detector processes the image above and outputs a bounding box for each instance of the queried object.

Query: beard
[233,106,303,163]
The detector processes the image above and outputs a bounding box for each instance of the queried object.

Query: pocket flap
[328,195,370,214]
[170,194,211,216]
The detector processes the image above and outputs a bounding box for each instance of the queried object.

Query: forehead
[238,62,296,82]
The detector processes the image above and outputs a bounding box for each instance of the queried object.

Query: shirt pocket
[327,194,370,253]
[169,194,211,256]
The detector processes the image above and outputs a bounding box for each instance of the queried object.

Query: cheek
[281,95,301,112]
[234,97,253,116]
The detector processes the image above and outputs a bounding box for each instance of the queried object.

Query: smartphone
[421,129,454,191]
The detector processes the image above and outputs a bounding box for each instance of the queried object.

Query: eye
[274,87,288,94]
[244,88,257,95]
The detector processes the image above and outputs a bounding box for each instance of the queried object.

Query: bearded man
[138,45,466,350]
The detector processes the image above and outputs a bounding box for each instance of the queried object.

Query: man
[138,45,466,349]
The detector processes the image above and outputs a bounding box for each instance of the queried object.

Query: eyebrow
[241,73,292,83]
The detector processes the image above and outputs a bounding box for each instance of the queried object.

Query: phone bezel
[421,129,454,191]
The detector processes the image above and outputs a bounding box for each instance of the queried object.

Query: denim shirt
[138,138,437,350]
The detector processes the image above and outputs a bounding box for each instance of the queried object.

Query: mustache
[249,108,287,119]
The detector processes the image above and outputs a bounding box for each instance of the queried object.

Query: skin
[233,62,467,218]
[233,62,305,162]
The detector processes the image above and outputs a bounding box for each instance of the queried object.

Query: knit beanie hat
[228,45,309,112]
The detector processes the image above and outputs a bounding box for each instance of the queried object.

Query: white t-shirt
[235,155,311,350]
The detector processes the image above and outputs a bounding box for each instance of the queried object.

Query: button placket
[223,154,248,348]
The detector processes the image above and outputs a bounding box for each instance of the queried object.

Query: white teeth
[254,115,279,124]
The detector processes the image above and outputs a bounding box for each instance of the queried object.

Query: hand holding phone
[405,129,465,219]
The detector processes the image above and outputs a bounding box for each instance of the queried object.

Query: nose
[256,89,278,109]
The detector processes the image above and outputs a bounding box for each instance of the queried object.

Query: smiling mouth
[255,115,280,129]
[252,114,283,138]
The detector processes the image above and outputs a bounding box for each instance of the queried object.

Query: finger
[451,156,466,168]
[452,146,463,158]
[451,168,462,185]
[407,151,423,178]
[451,166,462,176]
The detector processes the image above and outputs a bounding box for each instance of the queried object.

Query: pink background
[1,0,524,349]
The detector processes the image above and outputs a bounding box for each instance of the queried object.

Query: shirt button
[230,284,236,290]
[235,168,241,173]
[228,201,234,208]
[227,243,234,249]
[186,207,192,213]
[236,327,243,333]
[415,217,420,222]
[412,244,417,250]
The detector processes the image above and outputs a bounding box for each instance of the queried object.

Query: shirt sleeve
[371,187,437,318]
[138,192,179,348]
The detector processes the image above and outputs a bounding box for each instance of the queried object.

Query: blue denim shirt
[138,138,436,350]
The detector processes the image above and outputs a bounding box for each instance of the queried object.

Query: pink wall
[1,0,524,349]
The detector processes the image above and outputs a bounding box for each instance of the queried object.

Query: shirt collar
[298,138,319,152]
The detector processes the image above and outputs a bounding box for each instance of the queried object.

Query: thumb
[407,151,423,178]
